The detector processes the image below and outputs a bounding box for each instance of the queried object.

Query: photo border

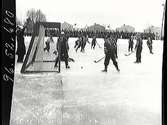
[2,0,16,124]
[1,0,166,125]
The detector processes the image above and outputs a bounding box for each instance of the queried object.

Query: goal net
[21,22,61,73]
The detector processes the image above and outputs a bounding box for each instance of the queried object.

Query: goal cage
[21,22,61,73]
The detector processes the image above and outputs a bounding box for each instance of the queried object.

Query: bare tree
[26,9,46,23]
[35,9,46,22]
[25,9,47,35]
[26,9,36,23]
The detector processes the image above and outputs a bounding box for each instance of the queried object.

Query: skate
[101,69,107,72]
[66,65,70,69]
[116,68,120,72]
[54,65,58,68]
[102,67,107,72]
[134,61,139,63]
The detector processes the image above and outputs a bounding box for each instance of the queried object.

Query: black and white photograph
[7,0,166,124]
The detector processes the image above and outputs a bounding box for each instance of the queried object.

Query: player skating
[102,35,120,72]
[91,36,97,49]
[146,37,153,54]
[128,36,134,52]
[111,36,118,58]
[75,36,82,52]
[74,37,80,49]
[134,35,143,63]
[81,34,90,52]
[44,35,54,52]
[54,33,70,69]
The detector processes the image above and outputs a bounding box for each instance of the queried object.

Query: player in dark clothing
[16,25,26,63]
[147,37,153,54]
[80,36,85,52]
[134,36,143,63]
[44,36,54,52]
[111,36,118,58]
[102,36,120,72]
[81,35,89,52]
[74,37,80,48]
[44,40,50,52]
[54,34,70,69]
[75,36,82,52]
[91,36,97,49]
[128,36,134,52]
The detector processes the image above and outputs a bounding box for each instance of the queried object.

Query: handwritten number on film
[3,10,15,83]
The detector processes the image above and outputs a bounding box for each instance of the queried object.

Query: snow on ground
[11,37,163,125]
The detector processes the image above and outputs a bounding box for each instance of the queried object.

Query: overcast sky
[16,0,165,31]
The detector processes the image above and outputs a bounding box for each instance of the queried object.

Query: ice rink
[10,37,163,125]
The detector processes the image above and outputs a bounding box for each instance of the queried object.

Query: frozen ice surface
[11,37,163,125]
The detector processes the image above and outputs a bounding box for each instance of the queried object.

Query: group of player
[42,31,154,72]
[103,34,153,72]
[74,34,90,52]
[74,35,101,52]
[44,33,99,69]
[16,24,154,73]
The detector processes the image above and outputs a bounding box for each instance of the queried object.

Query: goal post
[21,22,61,73]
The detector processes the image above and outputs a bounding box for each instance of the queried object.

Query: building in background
[116,24,135,32]
[144,26,161,40]
[86,23,106,32]
[61,22,74,31]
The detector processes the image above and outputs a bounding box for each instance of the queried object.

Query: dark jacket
[147,39,152,46]
[16,27,26,55]
[129,38,134,45]
[135,38,143,52]
[57,36,69,52]
[104,38,116,56]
